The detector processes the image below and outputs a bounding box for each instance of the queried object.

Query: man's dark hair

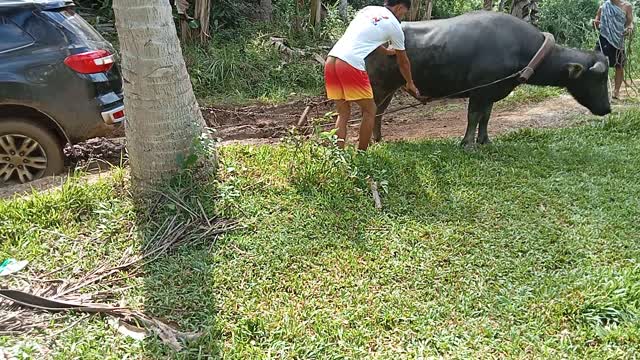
[386,0,411,9]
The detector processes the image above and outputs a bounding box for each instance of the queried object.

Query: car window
[44,8,104,43]
[0,17,35,53]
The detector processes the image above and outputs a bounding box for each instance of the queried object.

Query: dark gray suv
[0,0,124,184]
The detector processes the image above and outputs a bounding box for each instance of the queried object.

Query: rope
[203,26,635,127]
[360,28,636,122]
[594,20,638,99]
[336,71,524,126]
[203,99,333,120]
[202,70,522,129]
[623,29,639,97]
[597,34,616,101]
[205,107,301,119]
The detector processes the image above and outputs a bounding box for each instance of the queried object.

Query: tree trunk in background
[498,0,506,11]
[194,0,211,43]
[339,0,348,21]
[260,0,273,21]
[294,0,303,32]
[409,0,420,21]
[176,0,192,43]
[484,0,493,10]
[511,0,539,25]
[113,0,212,192]
[175,0,211,43]
[510,0,526,18]
[423,0,433,20]
[310,0,322,30]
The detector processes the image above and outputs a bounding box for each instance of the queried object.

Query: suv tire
[0,119,65,184]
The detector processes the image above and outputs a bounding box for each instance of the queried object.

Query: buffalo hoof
[476,136,492,145]
[460,137,475,149]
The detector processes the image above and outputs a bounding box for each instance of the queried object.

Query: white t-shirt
[328,6,405,71]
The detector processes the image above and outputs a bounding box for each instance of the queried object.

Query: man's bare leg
[614,67,624,99]
[355,99,377,150]
[335,100,350,148]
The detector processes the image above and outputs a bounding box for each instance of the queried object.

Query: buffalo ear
[567,63,585,79]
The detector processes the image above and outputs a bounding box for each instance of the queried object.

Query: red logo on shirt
[371,16,389,26]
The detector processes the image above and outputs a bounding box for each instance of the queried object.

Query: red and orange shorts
[324,57,374,101]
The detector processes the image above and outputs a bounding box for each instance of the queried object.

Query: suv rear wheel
[0,119,64,184]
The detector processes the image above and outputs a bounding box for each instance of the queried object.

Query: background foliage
[75,0,640,103]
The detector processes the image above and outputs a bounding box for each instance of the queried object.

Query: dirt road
[0,94,618,198]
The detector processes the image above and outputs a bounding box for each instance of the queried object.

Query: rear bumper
[101,104,125,125]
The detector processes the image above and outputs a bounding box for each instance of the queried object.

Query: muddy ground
[65,93,595,162]
[210,93,592,145]
[0,93,622,198]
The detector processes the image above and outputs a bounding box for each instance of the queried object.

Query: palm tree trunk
[484,0,493,10]
[113,0,212,192]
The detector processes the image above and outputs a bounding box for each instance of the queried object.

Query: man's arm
[395,50,419,97]
[624,3,634,35]
[593,6,602,29]
[388,24,419,97]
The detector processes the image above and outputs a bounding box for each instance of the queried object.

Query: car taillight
[112,109,125,121]
[64,50,114,74]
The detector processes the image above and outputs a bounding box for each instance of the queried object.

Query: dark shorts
[595,35,626,68]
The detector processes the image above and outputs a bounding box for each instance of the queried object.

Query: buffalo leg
[476,102,495,145]
[372,91,394,142]
[461,98,492,147]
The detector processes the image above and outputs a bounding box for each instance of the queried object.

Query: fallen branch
[0,214,241,349]
[297,105,312,127]
[368,179,383,210]
[312,53,326,66]
[269,37,305,57]
[0,289,200,351]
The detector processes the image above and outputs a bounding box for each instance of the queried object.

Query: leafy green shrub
[433,0,483,19]
[320,4,354,42]
[184,38,323,102]
[538,0,600,48]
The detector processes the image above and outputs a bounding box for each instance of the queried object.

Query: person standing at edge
[594,0,634,99]
[325,0,419,150]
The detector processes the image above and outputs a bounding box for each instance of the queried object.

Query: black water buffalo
[366,11,611,145]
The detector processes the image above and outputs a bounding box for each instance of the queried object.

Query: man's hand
[395,50,418,99]
[377,45,397,56]
[404,82,420,98]
[624,27,633,36]
[593,19,601,29]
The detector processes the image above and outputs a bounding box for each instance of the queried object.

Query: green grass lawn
[496,85,566,109]
[2,108,640,359]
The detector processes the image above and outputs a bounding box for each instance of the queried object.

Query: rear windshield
[44,8,104,43]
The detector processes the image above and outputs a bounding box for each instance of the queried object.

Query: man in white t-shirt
[325,0,418,150]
